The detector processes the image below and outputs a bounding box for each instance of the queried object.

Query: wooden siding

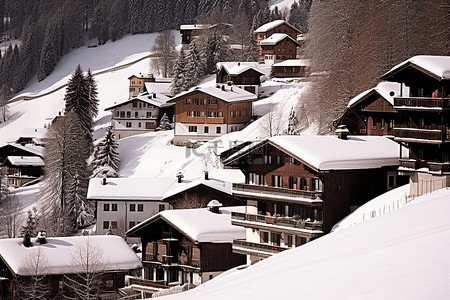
[256,23,301,51]
[199,243,246,272]
[260,39,297,60]
[217,68,262,86]
[273,66,307,78]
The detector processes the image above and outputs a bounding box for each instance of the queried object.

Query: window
[200,99,206,105]
[388,175,396,188]
[146,111,152,118]
[130,204,136,211]
[132,101,138,108]
[271,232,281,246]
[272,175,282,187]
[217,111,223,117]
[104,204,110,211]
[185,98,191,104]
[299,178,307,190]
[129,221,136,228]
[135,111,138,118]
[285,234,293,248]
[126,122,132,128]
[381,118,384,129]
[103,221,109,229]
[276,156,281,165]
[216,127,221,134]
[116,111,119,117]
[204,126,209,133]
[311,178,323,191]
[111,221,118,229]
[208,99,217,105]
[111,204,117,211]
[193,98,199,105]
[188,126,197,132]
[137,204,143,211]
[159,204,165,212]
[120,111,125,118]
[336,184,342,192]
[264,155,272,164]
[106,280,114,288]
[138,122,141,128]
[289,177,296,189]
[127,111,131,118]
[260,231,269,244]
[295,236,307,247]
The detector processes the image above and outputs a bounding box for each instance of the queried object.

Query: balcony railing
[394,127,443,142]
[399,159,450,174]
[232,183,323,204]
[233,240,287,256]
[427,162,450,174]
[144,254,200,268]
[231,212,323,231]
[394,97,450,109]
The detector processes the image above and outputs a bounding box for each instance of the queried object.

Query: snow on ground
[158,188,450,300]
[332,183,410,232]
[268,0,296,14]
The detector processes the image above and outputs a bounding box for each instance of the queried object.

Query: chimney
[335,125,350,140]
[204,170,209,180]
[102,175,107,185]
[23,234,32,248]
[36,231,47,244]
[207,199,222,214]
[176,172,184,183]
[221,85,225,91]
[237,62,240,66]
[153,93,156,98]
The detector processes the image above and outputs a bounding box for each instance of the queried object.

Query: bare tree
[63,238,106,300]
[16,247,51,300]
[0,191,23,238]
[261,99,283,137]
[151,30,176,77]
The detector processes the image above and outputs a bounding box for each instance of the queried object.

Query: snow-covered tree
[86,69,99,124]
[156,113,172,131]
[16,247,51,300]
[170,50,187,96]
[0,192,22,238]
[21,207,39,237]
[91,126,120,178]
[151,30,176,77]
[185,41,205,89]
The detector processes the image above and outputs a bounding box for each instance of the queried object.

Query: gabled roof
[126,206,246,243]
[168,84,257,103]
[104,92,172,111]
[87,177,233,201]
[144,82,172,96]
[273,59,309,67]
[224,135,405,172]
[128,73,154,80]
[0,235,142,276]
[18,128,47,139]
[255,20,300,34]
[0,143,44,158]
[180,24,209,31]
[347,82,409,108]
[259,33,299,46]
[380,55,450,81]
[4,156,44,167]
[216,62,266,76]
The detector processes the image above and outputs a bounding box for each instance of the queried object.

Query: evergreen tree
[20,207,39,237]
[170,50,187,96]
[185,41,205,89]
[156,113,172,131]
[91,126,120,178]
[86,69,99,123]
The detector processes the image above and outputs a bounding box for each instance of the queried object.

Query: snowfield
[157,188,450,300]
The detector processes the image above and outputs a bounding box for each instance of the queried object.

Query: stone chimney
[335,125,350,140]
[176,172,184,183]
[36,231,47,244]
[23,233,32,248]
[102,175,107,185]
[204,170,209,180]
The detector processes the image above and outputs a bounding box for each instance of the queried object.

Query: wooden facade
[272,64,308,78]
[216,68,262,86]
[128,74,156,98]
[260,38,298,62]
[255,22,301,52]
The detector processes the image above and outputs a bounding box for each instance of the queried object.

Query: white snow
[5,156,44,166]
[144,82,172,96]
[129,206,247,243]
[0,143,44,157]
[272,58,309,67]
[157,188,450,299]
[0,235,142,276]
[169,84,257,103]
[216,62,268,76]
[382,55,450,80]
[347,82,410,107]
[254,20,287,33]
[259,33,297,46]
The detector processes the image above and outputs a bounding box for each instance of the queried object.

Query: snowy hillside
[159,188,450,299]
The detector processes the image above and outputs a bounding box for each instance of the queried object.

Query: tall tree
[151,30,176,78]
[91,126,120,178]
[185,41,205,89]
[170,50,187,96]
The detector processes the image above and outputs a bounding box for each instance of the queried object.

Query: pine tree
[91,126,120,178]
[20,207,39,237]
[156,113,172,131]
[86,69,99,123]
[170,50,187,96]
[185,41,205,89]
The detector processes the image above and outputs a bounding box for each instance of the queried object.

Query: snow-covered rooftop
[104,91,171,110]
[144,82,172,96]
[255,20,292,33]
[87,177,233,201]
[0,235,142,276]
[216,62,265,76]
[273,59,309,67]
[260,33,299,46]
[180,24,209,31]
[347,82,410,107]
[18,128,47,139]
[226,135,406,171]
[160,188,450,299]
[381,55,450,81]
[127,206,246,243]
[169,85,257,103]
[5,156,44,166]
[0,143,44,158]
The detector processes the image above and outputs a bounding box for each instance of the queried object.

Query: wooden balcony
[232,183,323,206]
[399,159,450,174]
[399,159,419,170]
[394,97,450,110]
[427,162,450,174]
[144,254,200,268]
[394,127,444,143]
[231,212,323,232]
[232,240,287,257]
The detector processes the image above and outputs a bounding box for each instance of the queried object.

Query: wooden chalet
[255,20,301,52]
[335,82,407,136]
[0,234,141,299]
[223,134,407,263]
[128,73,157,98]
[125,202,246,296]
[168,84,256,145]
[180,24,209,45]
[380,55,450,197]
[272,59,309,79]
[105,91,173,140]
[259,33,299,64]
[16,128,47,146]
[216,62,267,95]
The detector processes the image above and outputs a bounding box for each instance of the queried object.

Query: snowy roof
[216,62,265,76]
[127,206,246,243]
[0,143,44,157]
[225,135,405,171]
[5,156,44,166]
[161,188,450,299]
[18,128,47,139]
[180,24,209,31]
[144,82,172,96]
[255,20,300,33]
[87,177,233,201]
[0,235,142,276]
[128,73,154,80]
[381,55,450,81]
[259,33,299,46]
[347,82,409,107]
[169,85,257,103]
[104,92,171,110]
[273,59,309,67]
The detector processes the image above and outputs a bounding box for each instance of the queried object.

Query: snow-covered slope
[159,188,450,299]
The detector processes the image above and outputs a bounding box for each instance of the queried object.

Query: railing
[399,159,419,170]
[394,97,450,109]
[231,212,323,231]
[427,162,450,174]
[394,127,443,142]
[144,254,200,268]
[129,277,168,288]
[233,183,323,201]
[233,240,287,255]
